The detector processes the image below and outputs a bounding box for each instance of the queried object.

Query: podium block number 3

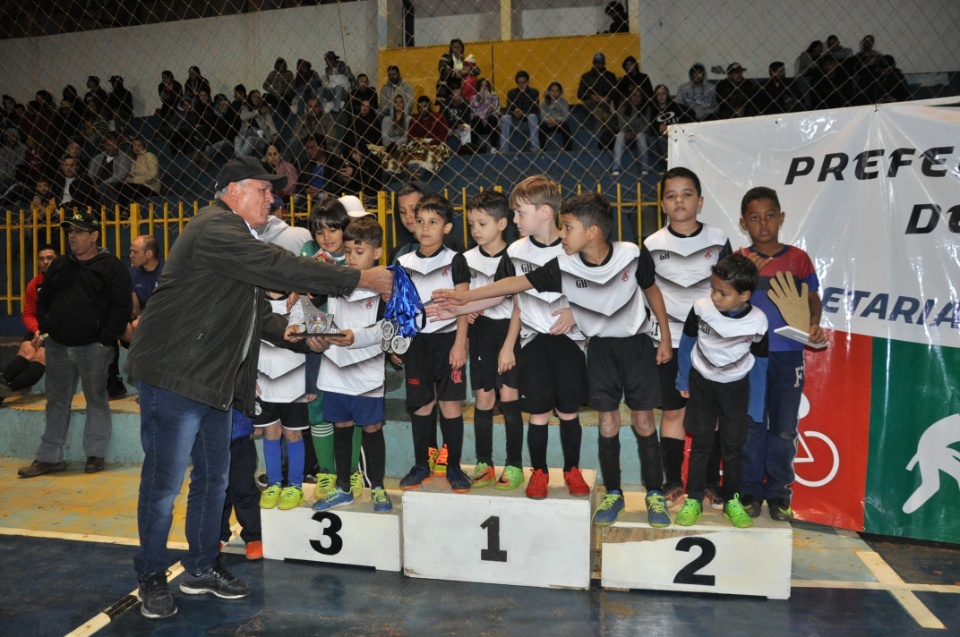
[480,516,508,562]
[673,537,716,586]
[310,511,344,555]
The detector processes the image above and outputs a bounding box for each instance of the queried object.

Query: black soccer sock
[2,355,29,381]
[500,400,524,468]
[411,410,436,467]
[706,433,723,487]
[333,426,354,492]
[598,434,622,493]
[637,431,664,492]
[9,361,44,391]
[427,405,439,449]
[527,423,549,473]
[559,417,582,472]
[660,436,686,487]
[473,407,494,466]
[439,414,464,466]
[362,428,386,488]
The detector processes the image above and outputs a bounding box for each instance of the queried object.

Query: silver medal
[381,338,393,352]
[391,335,410,355]
[380,319,396,340]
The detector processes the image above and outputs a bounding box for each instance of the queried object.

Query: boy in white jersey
[463,190,525,489]
[645,167,731,506]
[397,194,473,492]
[306,216,393,513]
[675,254,769,528]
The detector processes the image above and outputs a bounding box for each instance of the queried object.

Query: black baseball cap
[60,210,101,231]
[216,156,287,191]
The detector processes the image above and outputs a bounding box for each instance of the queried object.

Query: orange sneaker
[526,468,549,500]
[431,444,449,477]
[245,540,263,561]
[563,466,591,497]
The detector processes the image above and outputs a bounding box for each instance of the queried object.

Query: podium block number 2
[480,516,508,562]
[673,537,716,586]
[310,511,344,555]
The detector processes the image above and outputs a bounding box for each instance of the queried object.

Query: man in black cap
[127,156,392,620]
[320,50,355,113]
[18,211,131,479]
[577,52,619,147]
[716,62,758,119]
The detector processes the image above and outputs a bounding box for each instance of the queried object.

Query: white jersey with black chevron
[319,288,385,397]
[690,297,768,384]
[464,245,513,322]
[509,236,584,346]
[398,247,458,335]
[258,296,307,403]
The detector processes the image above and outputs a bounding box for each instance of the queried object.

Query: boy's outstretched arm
[432,274,534,307]
[642,282,673,364]
[426,294,505,321]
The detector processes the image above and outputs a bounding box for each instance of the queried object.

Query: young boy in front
[462,190,525,489]
[645,167,732,506]
[309,216,393,513]
[397,193,473,492]
[674,254,769,528]
[738,186,826,521]
[435,192,674,528]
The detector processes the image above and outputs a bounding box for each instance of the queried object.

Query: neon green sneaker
[313,473,336,500]
[494,465,524,490]
[278,485,304,510]
[723,494,754,528]
[472,462,496,488]
[259,483,282,509]
[675,498,703,526]
[350,471,364,499]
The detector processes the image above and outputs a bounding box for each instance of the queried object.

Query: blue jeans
[134,381,231,579]
[612,131,649,172]
[500,114,540,152]
[741,351,805,502]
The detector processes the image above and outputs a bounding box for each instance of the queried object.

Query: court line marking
[857,550,947,630]
[0,526,189,550]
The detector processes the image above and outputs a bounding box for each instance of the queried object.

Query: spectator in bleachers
[106,76,133,132]
[610,84,650,177]
[676,62,716,121]
[0,128,25,199]
[330,146,384,197]
[349,74,379,114]
[262,142,298,200]
[500,70,540,152]
[578,52,618,148]
[298,133,333,202]
[382,94,410,148]
[17,134,52,192]
[826,35,853,61]
[603,1,629,33]
[166,96,202,156]
[715,62,758,119]
[36,90,57,114]
[263,57,296,117]
[409,95,449,144]
[54,155,97,212]
[861,54,910,104]
[2,95,20,129]
[30,177,57,222]
[184,66,211,106]
[460,56,480,101]
[0,243,57,406]
[83,76,108,109]
[116,137,160,204]
[88,131,132,209]
[437,38,480,105]
[616,55,653,107]
[856,35,881,69]
[237,95,279,158]
[59,86,86,141]
[64,140,84,172]
[294,58,322,116]
[83,99,111,153]
[757,62,802,115]
[810,55,854,109]
[23,99,58,155]
[292,98,336,163]
[795,40,823,77]
[440,82,478,154]
[201,94,241,162]
[321,51,356,114]
[468,78,501,153]
[380,65,414,116]
[345,99,381,155]
[155,70,182,119]
[539,81,573,151]
[646,84,693,173]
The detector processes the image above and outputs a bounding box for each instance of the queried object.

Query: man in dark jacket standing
[18,211,131,479]
[127,156,392,620]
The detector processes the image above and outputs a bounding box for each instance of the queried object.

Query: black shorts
[518,333,587,414]
[469,316,520,392]
[403,331,467,409]
[587,333,662,412]
[657,348,687,411]
[253,399,310,430]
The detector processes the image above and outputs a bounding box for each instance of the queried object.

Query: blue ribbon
[385,264,424,338]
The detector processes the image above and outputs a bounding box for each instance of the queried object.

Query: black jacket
[37,248,132,346]
[126,200,361,414]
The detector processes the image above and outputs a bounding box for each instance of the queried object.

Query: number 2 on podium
[481,516,508,562]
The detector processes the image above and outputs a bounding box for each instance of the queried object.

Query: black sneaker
[740,494,762,518]
[768,497,794,522]
[256,473,269,489]
[84,456,105,474]
[138,572,177,619]
[179,563,251,599]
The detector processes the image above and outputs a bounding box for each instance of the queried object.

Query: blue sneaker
[446,464,472,493]
[399,464,432,491]
[371,487,393,513]
[645,490,672,528]
[312,488,353,511]
[593,491,625,526]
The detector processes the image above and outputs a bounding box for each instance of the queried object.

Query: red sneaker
[245,540,263,561]
[563,466,591,497]
[525,468,549,500]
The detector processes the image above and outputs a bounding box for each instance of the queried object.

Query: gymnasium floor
[1,457,958,637]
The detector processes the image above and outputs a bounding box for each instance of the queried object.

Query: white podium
[600,493,792,599]
[402,466,595,590]
[261,492,403,572]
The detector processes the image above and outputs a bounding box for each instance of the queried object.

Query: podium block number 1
[480,516,508,562]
